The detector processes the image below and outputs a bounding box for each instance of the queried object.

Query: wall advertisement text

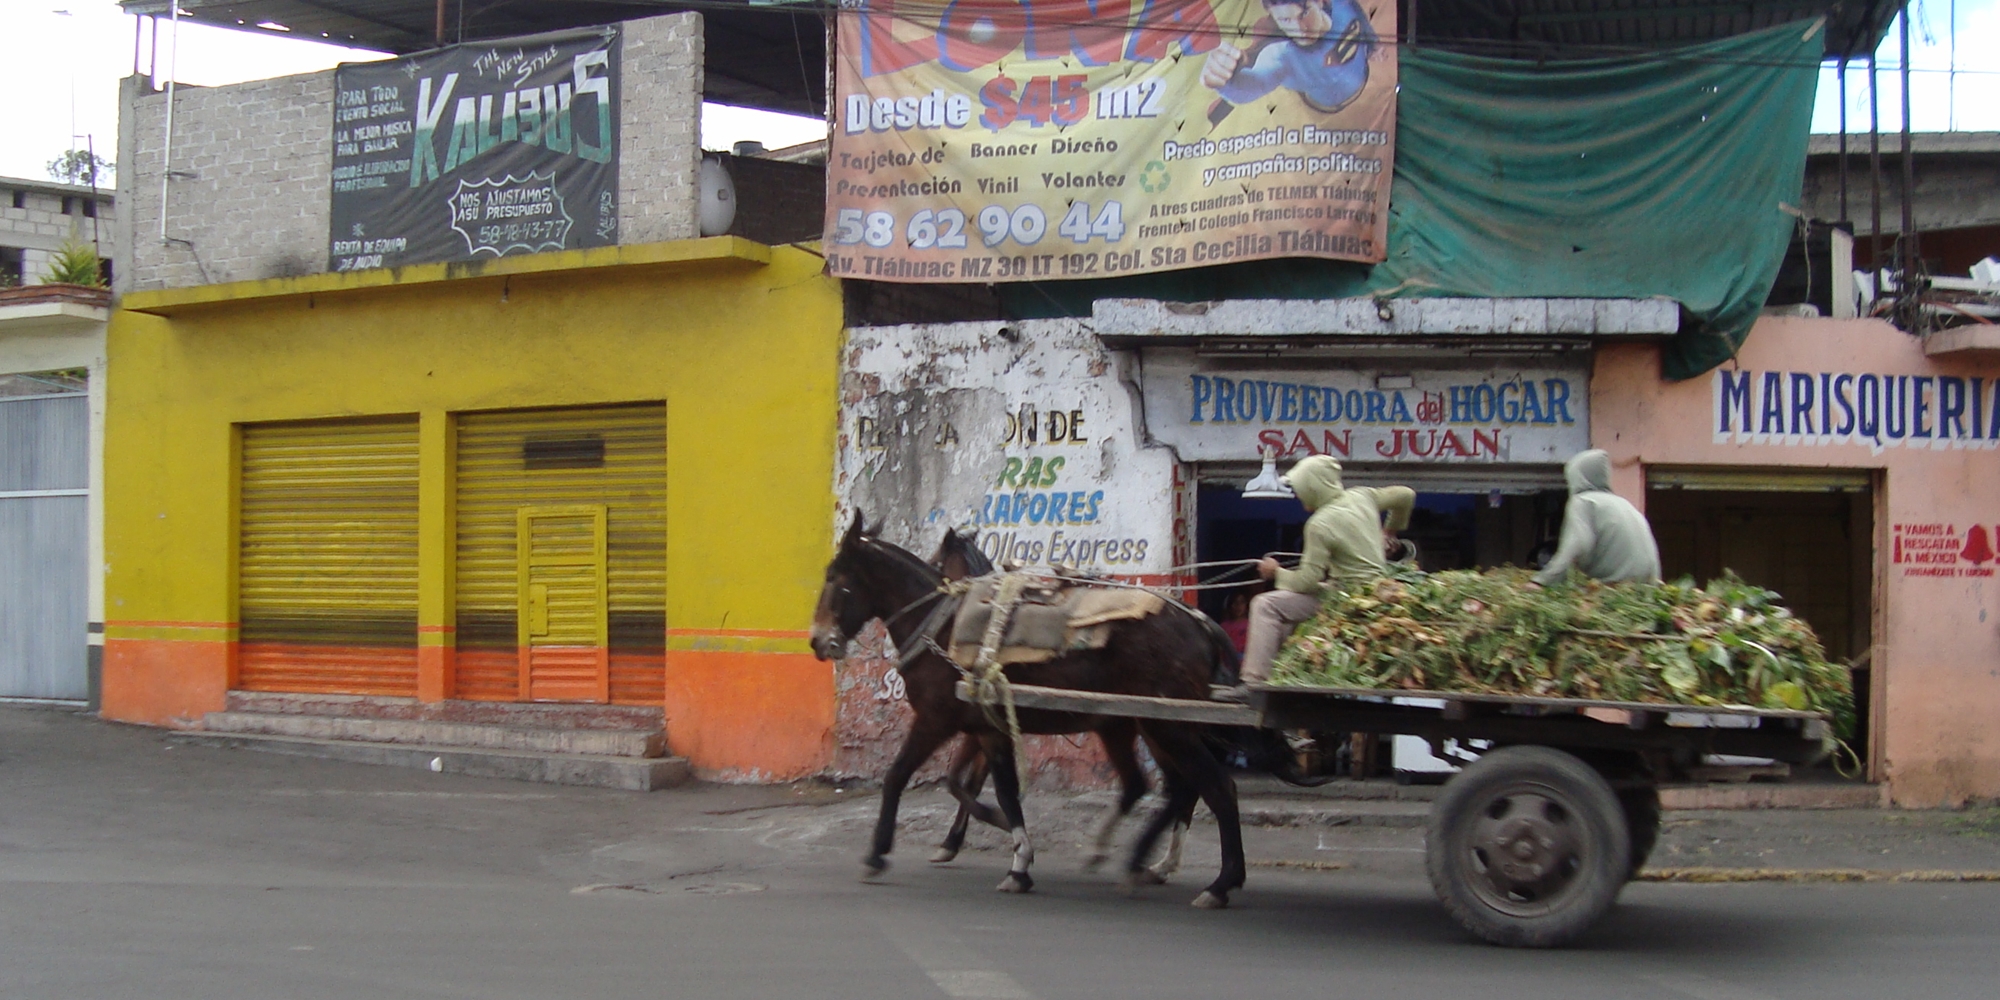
[1141,356,1589,463]
[826,0,1396,282]
[1713,368,2000,453]
[330,27,620,271]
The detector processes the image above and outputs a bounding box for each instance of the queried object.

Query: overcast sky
[2,0,1993,185]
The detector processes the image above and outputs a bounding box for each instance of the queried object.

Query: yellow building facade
[103,238,843,781]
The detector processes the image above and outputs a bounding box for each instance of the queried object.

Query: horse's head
[811,512,947,661]
[929,526,994,582]
[811,512,875,660]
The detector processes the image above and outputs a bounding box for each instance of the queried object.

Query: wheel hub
[1465,788,1584,915]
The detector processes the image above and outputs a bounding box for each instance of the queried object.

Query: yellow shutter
[454,404,665,703]
[238,417,419,696]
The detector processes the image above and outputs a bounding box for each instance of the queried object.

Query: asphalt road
[3,705,1997,1000]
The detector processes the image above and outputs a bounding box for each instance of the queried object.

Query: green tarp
[1002,21,1825,380]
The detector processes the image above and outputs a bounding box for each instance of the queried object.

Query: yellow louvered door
[455,404,665,704]
[517,506,608,701]
[238,418,419,695]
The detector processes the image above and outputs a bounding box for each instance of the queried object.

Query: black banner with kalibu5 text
[329,26,621,272]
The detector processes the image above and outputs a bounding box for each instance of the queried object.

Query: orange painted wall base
[664,650,833,781]
[101,639,229,727]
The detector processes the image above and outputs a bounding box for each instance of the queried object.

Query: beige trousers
[1239,589,1322,683]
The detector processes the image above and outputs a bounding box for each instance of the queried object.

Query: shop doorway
[1195,476,1568,621]
[1195,469,1568,779]
[1646,469,1875,767]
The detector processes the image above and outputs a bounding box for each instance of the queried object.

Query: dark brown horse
[923,530,1195,879]
[811,514,1246,907]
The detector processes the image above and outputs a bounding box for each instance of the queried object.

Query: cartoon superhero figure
[1201,0,1378,114]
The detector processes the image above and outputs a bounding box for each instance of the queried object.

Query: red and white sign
[1892,522,1997,578]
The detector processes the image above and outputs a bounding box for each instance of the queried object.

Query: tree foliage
[47,149,114,187]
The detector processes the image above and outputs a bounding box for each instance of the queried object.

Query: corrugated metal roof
[121,0,1901,117]
[122,1,828,116]
[1412,0,1899,60]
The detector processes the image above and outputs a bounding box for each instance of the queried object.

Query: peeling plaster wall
[829,319,1184,787]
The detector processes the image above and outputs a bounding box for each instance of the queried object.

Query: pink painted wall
[1593,317,2000,806]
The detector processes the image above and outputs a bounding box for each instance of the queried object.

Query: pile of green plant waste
[1268,567,1853,734]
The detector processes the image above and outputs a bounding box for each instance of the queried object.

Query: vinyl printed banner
[827,0,1395,282]
[329,27,620,272]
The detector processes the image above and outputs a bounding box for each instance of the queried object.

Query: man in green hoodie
[1224,455,1415,699]
[1531,449,1661,588]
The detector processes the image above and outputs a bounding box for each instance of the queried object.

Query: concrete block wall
[618,12,703,245]
[0,183,115,286]
[117,12,705,293]
[118,70,335,292]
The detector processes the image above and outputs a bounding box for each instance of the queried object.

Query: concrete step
[170,730,692,792]
[201,711,665,758]
[223,692,664,731]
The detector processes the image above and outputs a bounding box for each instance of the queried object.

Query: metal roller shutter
[238,417,419,696]
[0,393,89,700]
[455,404,665,703]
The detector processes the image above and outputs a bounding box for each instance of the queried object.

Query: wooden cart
[959,679,1833,947]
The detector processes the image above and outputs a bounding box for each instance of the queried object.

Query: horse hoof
[1191,891,1229,910]
[929,847,960,864]
[860,857,890,882]
[1081,852,1107,872]
[997,872,1034,894]
[1130,868,1167,886]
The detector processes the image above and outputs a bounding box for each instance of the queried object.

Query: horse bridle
[828,537,963,669]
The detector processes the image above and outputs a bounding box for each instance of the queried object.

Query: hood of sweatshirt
[1564,449,1613,494]
[1283,455,1346,509]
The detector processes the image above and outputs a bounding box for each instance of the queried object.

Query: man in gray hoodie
[1223,455,1414,700]
[1531,449,1662,588]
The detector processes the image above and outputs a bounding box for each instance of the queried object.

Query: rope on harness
[895,581,967,672]
[968,572,1032,800]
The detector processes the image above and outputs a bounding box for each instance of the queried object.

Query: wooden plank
[1249,682,1828,722]
[954,681,1260,726]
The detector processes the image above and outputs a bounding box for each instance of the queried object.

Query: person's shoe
[1211,684,1251,703]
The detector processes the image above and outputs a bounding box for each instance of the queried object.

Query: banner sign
[827,0,1396,282]
[330,27,621,272]
[1141,356,1589,463]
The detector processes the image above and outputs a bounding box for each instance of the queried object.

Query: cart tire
[1619,786,1662,880]
[1426,746,1631,947]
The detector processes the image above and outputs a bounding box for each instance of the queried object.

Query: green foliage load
[1268,567,1854,733]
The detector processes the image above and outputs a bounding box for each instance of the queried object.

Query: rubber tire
[1426,746,1632,948]
[1619,786,1662,880]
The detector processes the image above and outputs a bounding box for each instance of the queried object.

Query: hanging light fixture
[1241,446,1294,499]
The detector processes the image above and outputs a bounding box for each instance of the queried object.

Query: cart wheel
[1426,746,1631,947]
[1619,786,1662,880]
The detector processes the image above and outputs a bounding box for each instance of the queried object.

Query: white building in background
[0,177,114,288]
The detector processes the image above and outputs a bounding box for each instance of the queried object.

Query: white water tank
[697,157,737,237]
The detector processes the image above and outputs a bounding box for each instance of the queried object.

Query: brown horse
[923,529,1195,879]
[811,514,1245,907]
